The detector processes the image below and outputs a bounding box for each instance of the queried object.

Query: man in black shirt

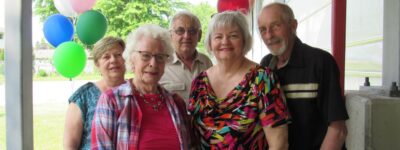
[258,3,349,150]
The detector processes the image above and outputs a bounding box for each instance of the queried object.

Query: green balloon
[76,10,108,45]
[53,41,87,78]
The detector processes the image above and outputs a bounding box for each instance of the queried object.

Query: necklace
[135,86,164,112]
[142,96,164,112]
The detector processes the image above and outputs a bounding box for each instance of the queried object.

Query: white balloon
[54,0,78,17]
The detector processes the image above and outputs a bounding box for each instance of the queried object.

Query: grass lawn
[0,74,3,85]
[0,72,135,149]
[0,107,5,149]
[0,104,67,149]
[33,103,67,149]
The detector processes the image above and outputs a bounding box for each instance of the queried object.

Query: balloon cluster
[43,0,108,78]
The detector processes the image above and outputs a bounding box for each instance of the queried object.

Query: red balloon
[217,0,249,14]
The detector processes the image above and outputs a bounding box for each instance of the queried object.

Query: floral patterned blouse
[188,65,290,150]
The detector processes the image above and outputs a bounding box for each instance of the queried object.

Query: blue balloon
[43,14,74,47]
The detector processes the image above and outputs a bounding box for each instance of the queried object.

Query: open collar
[286,37,305,68]
[171,50,202,65]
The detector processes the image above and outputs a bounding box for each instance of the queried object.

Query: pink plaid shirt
[91,79,191,150]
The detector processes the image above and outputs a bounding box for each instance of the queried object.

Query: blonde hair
[92,36,125,65]
[204,11,252,55]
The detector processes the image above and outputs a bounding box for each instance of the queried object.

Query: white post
[5,0,34,149]
[383,0,400,89]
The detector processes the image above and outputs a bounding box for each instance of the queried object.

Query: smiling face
[96,44,126,80]
[130,36,168,85]
[210,24,244,61]
[258,5,297,56]
[170,15,201,55]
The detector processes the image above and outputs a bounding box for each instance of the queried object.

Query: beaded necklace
[136,86,164,112]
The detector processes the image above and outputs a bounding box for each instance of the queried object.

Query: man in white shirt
[160,11,213,102]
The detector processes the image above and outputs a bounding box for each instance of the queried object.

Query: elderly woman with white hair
[91,24,191,150]
[188,11,290,149]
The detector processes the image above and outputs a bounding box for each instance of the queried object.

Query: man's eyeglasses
[171,27,199,36]
[134,50,169,63]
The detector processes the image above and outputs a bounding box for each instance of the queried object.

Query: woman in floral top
[188,11,290,150]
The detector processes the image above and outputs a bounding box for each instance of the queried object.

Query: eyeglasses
[171,27,199,36]
[134,50,169,63]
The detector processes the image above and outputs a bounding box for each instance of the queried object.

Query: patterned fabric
[91,79,190,150]
[68,82,101,150]
[188,65,290,150]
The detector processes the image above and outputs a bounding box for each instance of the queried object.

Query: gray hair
[92,36,125,65]
[169,11,201,29]
[122,24,174,71]
[204,11,252,55]
[260,2,296,24]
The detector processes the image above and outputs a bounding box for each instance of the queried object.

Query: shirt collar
[171,50,202,65]
[286,37,305,68]
[118,79,134,97]
[119,79,169,97]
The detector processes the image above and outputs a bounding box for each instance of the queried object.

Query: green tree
[95,0,187,38]
[34,0,58,22]
[183,3,217,56]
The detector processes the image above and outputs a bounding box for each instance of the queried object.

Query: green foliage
[34,0,58,22]
[183,3,217,56]
[34,39,52,50]
[95,0,187,39]
[37,69,48,77]
[0,49,4,61]
[0,50,3,77]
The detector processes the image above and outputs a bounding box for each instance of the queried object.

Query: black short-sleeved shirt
[260,37,349,150]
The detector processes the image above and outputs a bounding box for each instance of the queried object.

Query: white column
[5,0,34,149]
[383,0,400,89]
